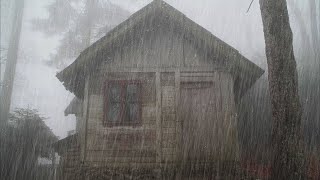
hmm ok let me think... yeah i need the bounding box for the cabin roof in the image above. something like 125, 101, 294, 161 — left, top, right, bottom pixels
53, 134, 78, 155
57, 0, 264, 100
64, 97, 82, 116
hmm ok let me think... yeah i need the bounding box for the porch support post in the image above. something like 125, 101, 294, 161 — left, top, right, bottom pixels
155, 72, 162, 165
174, 71, 181, 162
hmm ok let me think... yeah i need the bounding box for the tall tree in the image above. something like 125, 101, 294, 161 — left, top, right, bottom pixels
0, 108, 57, 180
0, 48, 7, 89
0, 0, 24, 125
82, 0, 94, 47
309, 0, 319, 63
32, 0, 130, 68
259, 0, 304, 179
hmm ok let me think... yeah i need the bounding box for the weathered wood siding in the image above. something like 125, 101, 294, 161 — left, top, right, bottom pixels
84, 72, 157, 167
58, 142, 81, 180
80, 76, 90, 162
161, 73, 177, 163
98, 26, 217, 70
179, 72, 238, 162
79, 26, 238, 168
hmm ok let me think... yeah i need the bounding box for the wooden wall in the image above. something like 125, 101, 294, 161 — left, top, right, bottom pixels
58, 141, 81, 180
83, 72, 157, 167
97, 23, 224, 70
179, 71, 239, 163
160, 72, 178, 164
76, 27, 238, 169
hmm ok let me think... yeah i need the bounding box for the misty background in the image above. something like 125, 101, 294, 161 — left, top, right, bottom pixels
1, 0, 318, 142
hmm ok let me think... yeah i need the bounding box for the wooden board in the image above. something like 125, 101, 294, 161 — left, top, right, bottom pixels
179, 83, 218, 161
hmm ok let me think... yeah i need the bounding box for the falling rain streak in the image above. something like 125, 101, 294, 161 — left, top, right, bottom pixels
1, 0, 319, 179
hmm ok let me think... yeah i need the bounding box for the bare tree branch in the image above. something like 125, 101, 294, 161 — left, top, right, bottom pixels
247, 0, 255, 13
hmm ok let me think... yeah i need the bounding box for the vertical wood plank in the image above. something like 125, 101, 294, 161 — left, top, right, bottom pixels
80, 75, 90, 163
155, 72, 162, 164
175, 70, 181, 162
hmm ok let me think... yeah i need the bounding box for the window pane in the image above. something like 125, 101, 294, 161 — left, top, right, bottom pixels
108, 84, 121, 102
123, 103, 139, 122
107, 103, 120, 122
126, 84, 140, 102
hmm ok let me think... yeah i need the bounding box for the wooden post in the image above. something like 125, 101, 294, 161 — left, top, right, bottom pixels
174, 71, 181, 161
80, 75, 90, 164
155, 72, 162, 165
51, 151, 56, 180
174, 70, 182, 178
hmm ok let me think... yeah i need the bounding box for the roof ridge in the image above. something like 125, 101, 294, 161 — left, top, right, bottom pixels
57, 0, 264, 99
75, 0, 173, 66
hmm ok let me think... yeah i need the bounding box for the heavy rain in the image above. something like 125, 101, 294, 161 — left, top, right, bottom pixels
0, 0, 319, 179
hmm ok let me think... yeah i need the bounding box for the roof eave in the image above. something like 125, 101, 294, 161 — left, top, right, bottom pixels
56, 0, 265, 99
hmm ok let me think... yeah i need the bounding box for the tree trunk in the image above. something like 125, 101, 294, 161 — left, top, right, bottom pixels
309, 0, 320, 63
0, 0, 24, 125
82, 0, 95, 47
259, 0, 304, 179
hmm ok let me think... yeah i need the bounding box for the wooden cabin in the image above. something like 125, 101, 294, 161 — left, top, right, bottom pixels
55, 0, 264, 179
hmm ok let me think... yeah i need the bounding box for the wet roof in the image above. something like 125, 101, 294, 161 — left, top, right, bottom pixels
64, 97, 82, 116
53, 134, 78, 155
57, 0, 264, 100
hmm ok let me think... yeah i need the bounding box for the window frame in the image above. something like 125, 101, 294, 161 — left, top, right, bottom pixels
103, 80, 142, 127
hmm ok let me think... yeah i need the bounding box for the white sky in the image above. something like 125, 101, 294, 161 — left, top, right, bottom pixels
11, 0, 74, 139
3, 0, 315, 138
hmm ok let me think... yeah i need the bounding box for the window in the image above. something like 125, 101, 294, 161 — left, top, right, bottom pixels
104, 81, 142, 127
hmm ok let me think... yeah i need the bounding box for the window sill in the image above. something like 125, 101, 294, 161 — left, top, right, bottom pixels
103, 122, 142, 128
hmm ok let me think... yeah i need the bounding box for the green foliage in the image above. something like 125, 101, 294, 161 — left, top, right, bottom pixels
7, 108, 58, 157
0, 108, 57, 180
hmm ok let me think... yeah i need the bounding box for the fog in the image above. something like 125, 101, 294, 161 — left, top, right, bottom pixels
2, 0, 268, 138
1, 0, 319, 179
